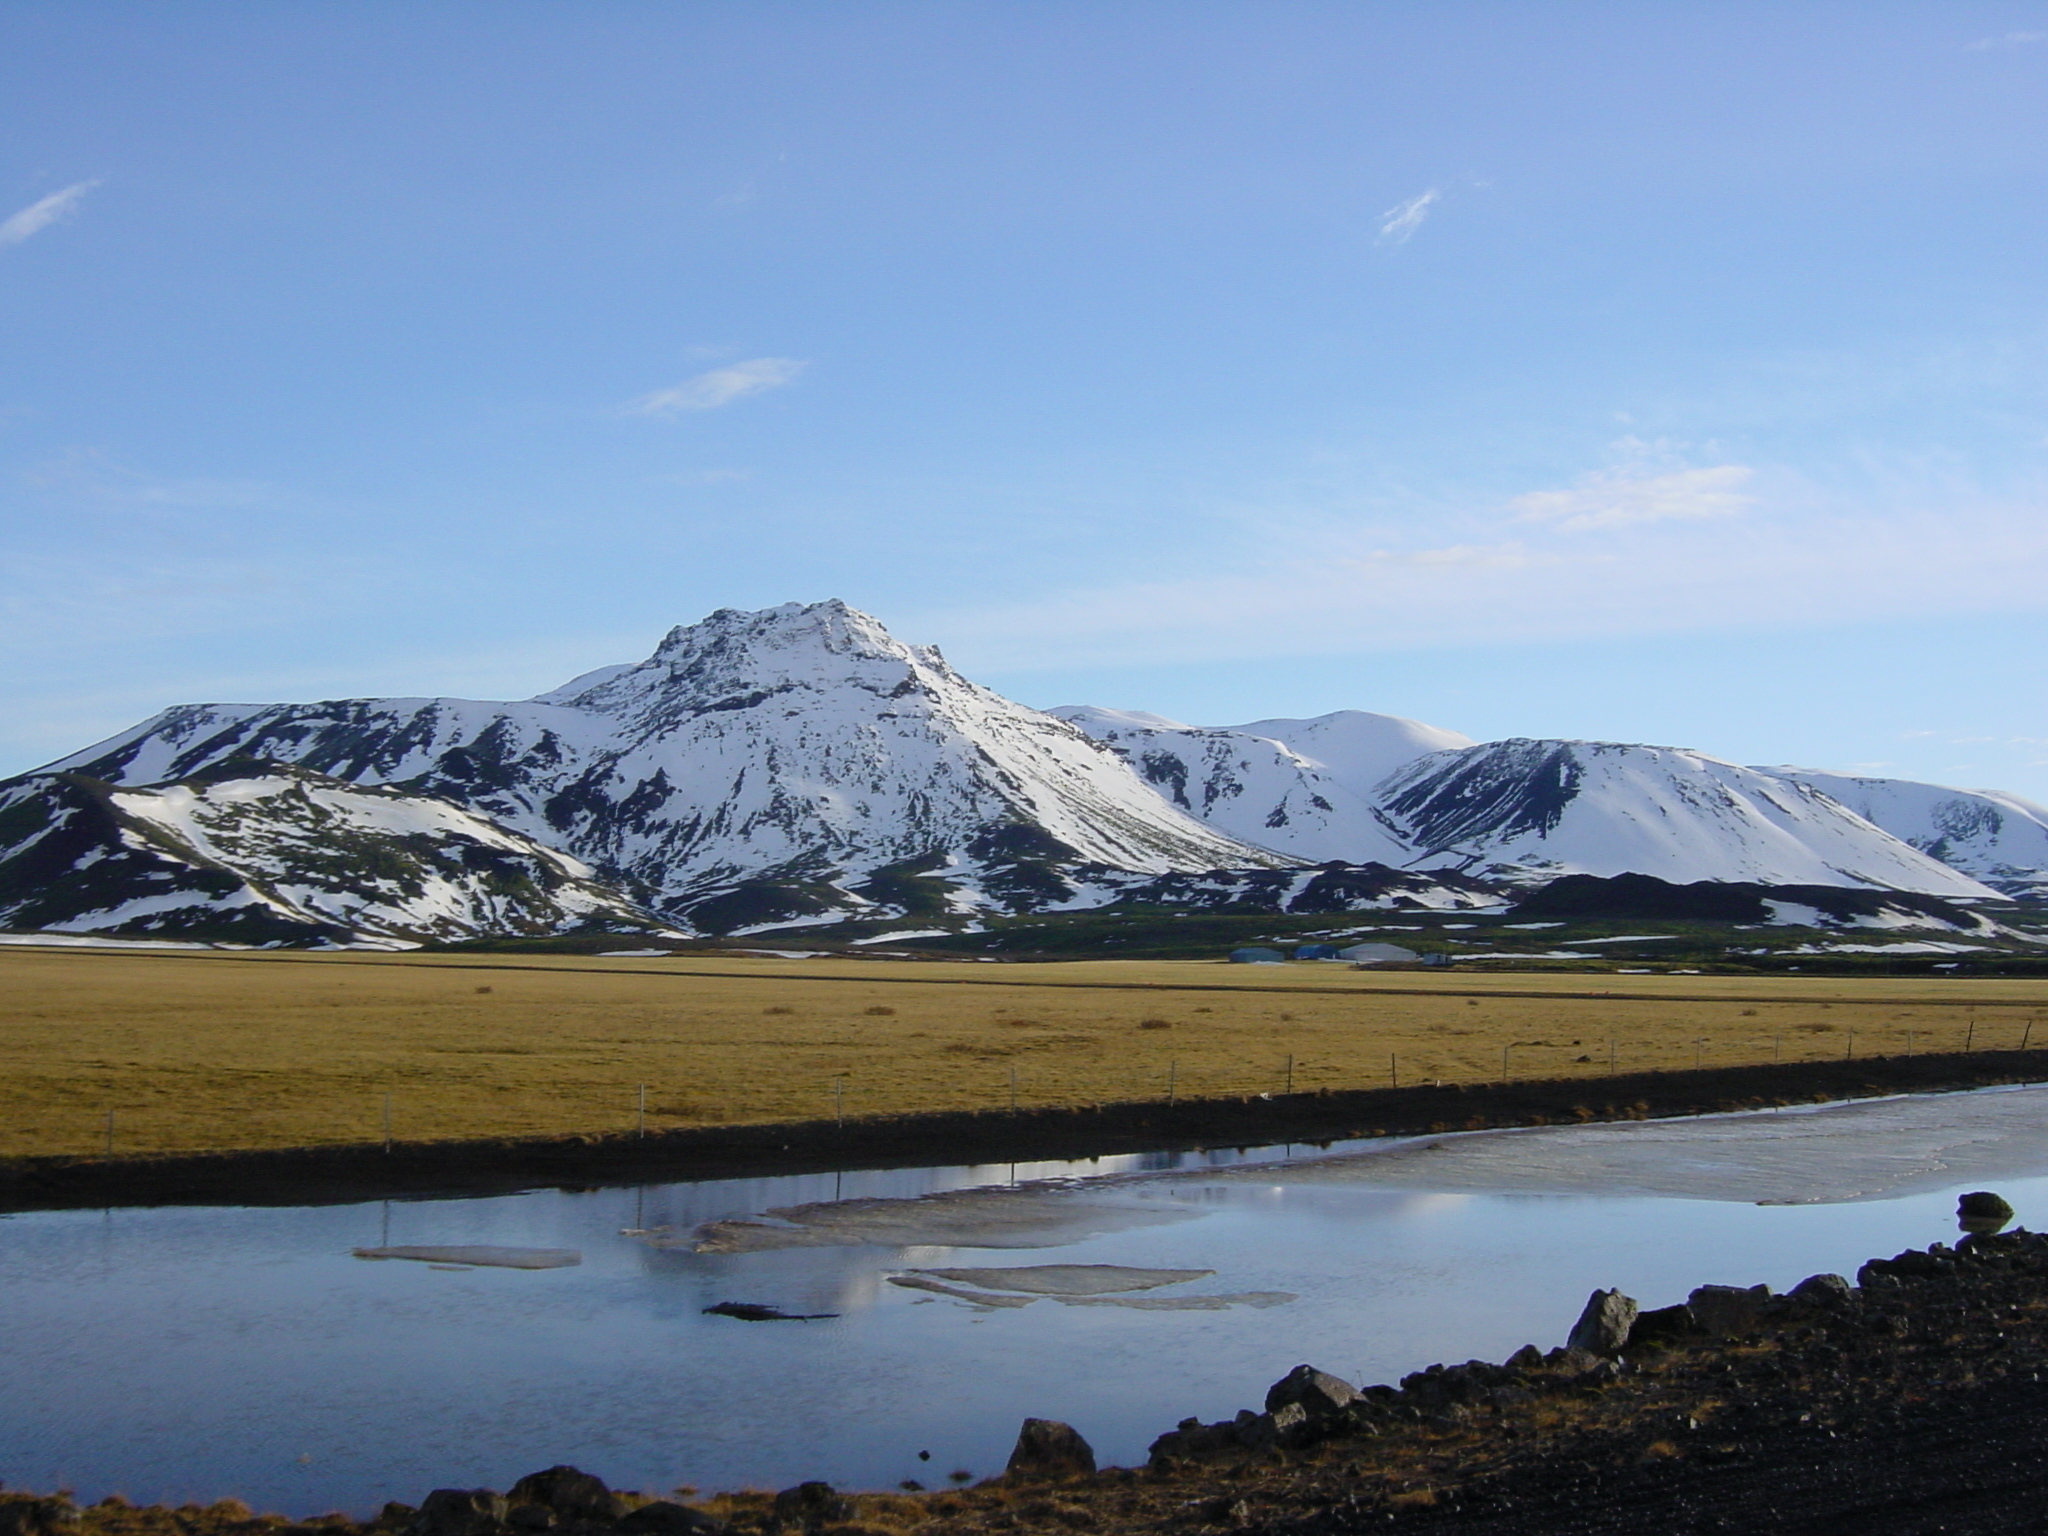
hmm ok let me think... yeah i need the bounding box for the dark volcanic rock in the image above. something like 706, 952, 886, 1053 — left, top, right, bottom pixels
414, 1491, 509, 1536
1687, 1283, 1774, 1337
508, 1468, 626, 1524
769, 1484, 850, 1531
1626, 1302, 1700, 1347
1566, 1289, 1638, 1356
1789, 1272, 1857, 1308
1006, 1418, 1097, 1479
1960, 1190, 2016, 1233
1265, 1364, 1359, 1418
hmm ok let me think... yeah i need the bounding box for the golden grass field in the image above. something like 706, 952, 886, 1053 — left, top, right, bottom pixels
2, 944, 2046, 1158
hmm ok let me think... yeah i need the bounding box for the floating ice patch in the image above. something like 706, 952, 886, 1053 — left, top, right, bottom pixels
1218, 1088, 2048, 1205
887, 1264, 1290, 1311
886, 1276, 1040, 1307
905, 1264, 1214, 1295
1049, 1291, 1296, 1311
689, 1184, 1196, 1253
351, 1246, 581, 1269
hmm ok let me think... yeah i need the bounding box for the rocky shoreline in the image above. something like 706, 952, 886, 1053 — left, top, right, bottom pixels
6, 1050, 2048, 1215
11, 1195, 2048, 1536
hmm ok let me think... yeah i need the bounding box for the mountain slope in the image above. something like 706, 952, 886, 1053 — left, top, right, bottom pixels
1046, 706, 1462, 863
0, 764, 660, 947
1756, 768, 2048, 898
1373, 739, 2000, 899
1047, 708, 1991, 901
44, 602, 1285, 926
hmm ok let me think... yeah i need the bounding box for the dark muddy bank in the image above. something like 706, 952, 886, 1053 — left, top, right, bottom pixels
4, 1049, 2046, 1214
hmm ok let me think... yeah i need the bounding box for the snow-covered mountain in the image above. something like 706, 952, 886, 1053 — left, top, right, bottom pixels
1755, 768, 2048, 898
15, 600, 2027, 945
40, 602, 1283, 929
0, 765, 660, 947
1372, 740, 1999, 899
1047, 706, 1466, 864
1051, 706, 1995, 900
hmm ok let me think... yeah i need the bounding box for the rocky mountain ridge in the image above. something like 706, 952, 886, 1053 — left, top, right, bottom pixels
0, 763, 661, 948
5, 599, 2040, 945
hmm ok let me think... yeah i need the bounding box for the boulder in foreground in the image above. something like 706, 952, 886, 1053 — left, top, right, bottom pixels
1006, 1418, 1096, 1479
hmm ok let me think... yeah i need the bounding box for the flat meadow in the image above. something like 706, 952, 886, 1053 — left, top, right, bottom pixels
2, 945, 2045, 1159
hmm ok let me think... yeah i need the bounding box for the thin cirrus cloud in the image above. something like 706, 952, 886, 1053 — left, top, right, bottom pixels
1510, 463, 1756, 533
1964, 30, 2048, 48
626, 357, 808, 417
1377, 188, 1440, 245
925, 493, 2048, 676
0, 180, 101, 249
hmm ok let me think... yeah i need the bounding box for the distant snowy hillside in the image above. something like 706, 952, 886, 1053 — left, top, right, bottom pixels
1230, 710, 1476, 786
0, 765, 659, 947
979, 709, 2008, 900
1047, 706, 1463, 863
1375, 739, 1999, 899
44, 602, 1283, 928
1755, 768, 2048, 898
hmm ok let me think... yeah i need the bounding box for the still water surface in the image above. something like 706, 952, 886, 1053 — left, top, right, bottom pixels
6, 1089, 2048, 1517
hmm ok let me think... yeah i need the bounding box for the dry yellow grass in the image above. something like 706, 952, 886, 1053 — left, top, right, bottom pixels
1, 944, 2044, 1158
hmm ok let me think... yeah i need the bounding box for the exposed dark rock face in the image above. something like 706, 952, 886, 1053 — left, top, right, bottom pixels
1509, 870, 1995, 931
1685, 1282, 1776, 1338
1565, 1288, 1638, 1356
1264, 1365, 1358, 1418
1961, 1189, 2016, 1227
508, 1468, 627, 1525
413, 1491, 509, 1536
0, 765, 662, 946
767, 1484, 850, 1532
1004, 1419, 1097, 1480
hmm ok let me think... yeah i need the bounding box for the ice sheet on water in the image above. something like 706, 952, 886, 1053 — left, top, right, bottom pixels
688, 1184, 1196, 1252
907, 1263, 1213, 1295
351, 1246, 581, 1269
1235, 1088, 2048, 1205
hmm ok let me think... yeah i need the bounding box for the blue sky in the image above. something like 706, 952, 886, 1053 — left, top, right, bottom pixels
5, 2, 2047, 797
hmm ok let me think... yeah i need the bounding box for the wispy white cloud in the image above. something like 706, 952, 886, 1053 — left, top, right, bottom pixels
916, 440, 2048, 678
926, 494, 2048, 676
627, 357, 808, 416
0, 180, 101, 250
1511, 463, 1756, 532
1965, 29, 2048, 49
1377, 188, 1440, 245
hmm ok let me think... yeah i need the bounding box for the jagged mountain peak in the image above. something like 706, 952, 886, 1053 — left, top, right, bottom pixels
538, 599, 952, 717
36, 602, 1282, 931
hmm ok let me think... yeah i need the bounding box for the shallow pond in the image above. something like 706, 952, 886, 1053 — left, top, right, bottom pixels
7, 1086, 2048, 1517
